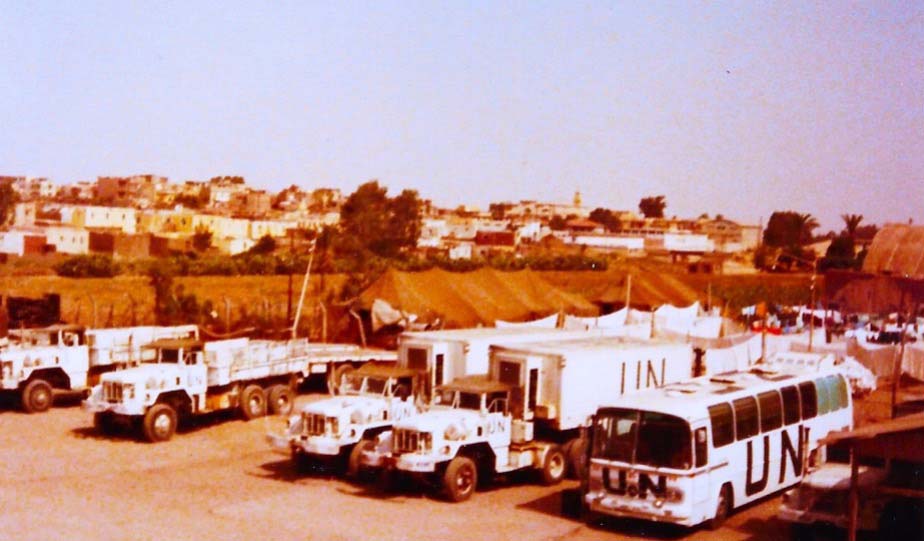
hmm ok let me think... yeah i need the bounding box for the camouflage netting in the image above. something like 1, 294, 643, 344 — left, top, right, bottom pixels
358, 268, 599, 328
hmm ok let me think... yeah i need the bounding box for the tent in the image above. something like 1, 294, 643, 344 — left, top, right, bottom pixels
358, 268, 598, 329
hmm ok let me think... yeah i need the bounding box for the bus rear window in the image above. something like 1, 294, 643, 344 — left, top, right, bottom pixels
733, 396, 759, 440
799, 381, 818, 419
708, 403, 734, 448
781, 385, 800, 425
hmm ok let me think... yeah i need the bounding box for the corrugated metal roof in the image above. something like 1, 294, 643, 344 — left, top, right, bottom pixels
821, 413, 924, 446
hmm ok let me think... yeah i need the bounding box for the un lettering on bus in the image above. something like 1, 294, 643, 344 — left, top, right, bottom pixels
602, 468, 668, 499
745, 425, 809, 497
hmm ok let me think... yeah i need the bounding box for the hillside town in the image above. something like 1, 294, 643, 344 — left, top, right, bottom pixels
0, 174, 760, 265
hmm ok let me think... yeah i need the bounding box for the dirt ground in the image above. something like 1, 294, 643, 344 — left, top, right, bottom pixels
0, 390, 799, 541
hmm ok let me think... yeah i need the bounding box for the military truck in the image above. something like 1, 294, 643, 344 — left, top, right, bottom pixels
84, 337, 394, 442
272, 327, 609, 476
0, 324, 198, 413
365, 337, 694, 501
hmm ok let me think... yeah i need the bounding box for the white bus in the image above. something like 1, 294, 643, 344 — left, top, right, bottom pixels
582, 362, 853, 529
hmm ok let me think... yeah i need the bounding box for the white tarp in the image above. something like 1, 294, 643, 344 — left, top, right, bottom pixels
655, 302, 701, 333
699, 333, 762, 374
494, 313, 559, 329
370, 298, 418, 332
903, 342, 924, 381
562, 308, 628, 330
845, 337, 897, 378
627, 309, 653, 325
839, 356, 878, 395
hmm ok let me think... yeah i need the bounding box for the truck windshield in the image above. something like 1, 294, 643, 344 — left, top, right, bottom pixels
591, 408, 692, 470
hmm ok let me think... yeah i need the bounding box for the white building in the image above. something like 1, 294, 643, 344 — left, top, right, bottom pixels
42, 226, 89, 255
663, 233, 714, 253
567, 233, 646, 253
61, 205, 137, 234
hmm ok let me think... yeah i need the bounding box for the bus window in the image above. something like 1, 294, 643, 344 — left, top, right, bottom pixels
781, 385, 800, 425
591, 409, 637, 463
694, 427, 708, 468
636, 412, 692, 469
733, 396, 759, 440
815, 377, 833, 414
708, 402, 734, 447
758, 390, 782, 432
833, 375, 849, 409
798, 381, 818, 420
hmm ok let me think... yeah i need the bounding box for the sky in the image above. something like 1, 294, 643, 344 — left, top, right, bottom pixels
1, 1, 921, 233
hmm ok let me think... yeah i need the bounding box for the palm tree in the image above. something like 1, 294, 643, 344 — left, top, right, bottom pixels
841, 213, 863, 242
795, 213, 819, 245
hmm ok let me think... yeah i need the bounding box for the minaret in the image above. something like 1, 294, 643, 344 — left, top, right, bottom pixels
573, 190, 582, 207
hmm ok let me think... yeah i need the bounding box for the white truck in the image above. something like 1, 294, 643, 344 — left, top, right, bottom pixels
0, 324, 199, 413
365, 337, 694, 501
83, 337, 396, 442
272, 327, 611, 476
272, 362, 421, 477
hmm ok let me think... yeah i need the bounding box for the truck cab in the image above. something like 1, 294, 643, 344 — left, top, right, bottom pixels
0, 325, 90, 413
278, 363, 420, 476
85, 339, 207, 420
370, 375, 565, 502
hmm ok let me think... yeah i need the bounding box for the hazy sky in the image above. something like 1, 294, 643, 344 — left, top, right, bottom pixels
1, 1, 921, 232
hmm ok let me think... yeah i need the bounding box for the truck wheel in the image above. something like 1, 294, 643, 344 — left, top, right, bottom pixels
443, 456, 478, 502
93, 412, 118, 435
21, 379, 53, 413
564, 437, 587, 479
143, 404, 177, 442
540, 445, 567, 485
329, 364, 354, 393
267, 384, 294, 416
240, 384, 267, 420
707, 484, 732, 530
347, 440, 374, 481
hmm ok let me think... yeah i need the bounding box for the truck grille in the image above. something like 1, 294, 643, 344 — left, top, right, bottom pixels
103, 381, 123, 403
393, 428, 431, 454
302, 412, 326, 436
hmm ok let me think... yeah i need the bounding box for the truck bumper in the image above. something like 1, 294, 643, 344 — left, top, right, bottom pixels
396, 454, 440, 473
81, 399, 142, 416
361, 450, 392, 469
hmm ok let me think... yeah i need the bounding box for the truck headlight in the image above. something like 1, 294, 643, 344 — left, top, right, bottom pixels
1, 361, 13, 379
440, 445, 451, 455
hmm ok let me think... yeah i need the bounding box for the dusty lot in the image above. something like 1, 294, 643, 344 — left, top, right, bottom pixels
0, 391, 793, 541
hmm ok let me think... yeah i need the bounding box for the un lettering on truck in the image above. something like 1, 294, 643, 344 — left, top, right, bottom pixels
489, 337, 695, 432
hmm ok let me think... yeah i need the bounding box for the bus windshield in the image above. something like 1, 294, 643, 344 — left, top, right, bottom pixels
591, 408, 692, 470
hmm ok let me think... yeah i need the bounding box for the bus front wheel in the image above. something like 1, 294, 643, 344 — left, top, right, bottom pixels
707, 484, 732, 530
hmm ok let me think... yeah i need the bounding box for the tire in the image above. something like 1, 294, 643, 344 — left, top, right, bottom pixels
329, 364, 354, 393
143, 403, 177, 443
267, 384, 294, 416
240, 384, 267, 420
443, 456, 478, 502
540, 445, 567, 485
565, 437, 587, 480
21, 379, 54, 413
291, 449, 313, 474
93, 412, 118, 435
347, 440, 374, 481
708, 484, 733, 530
